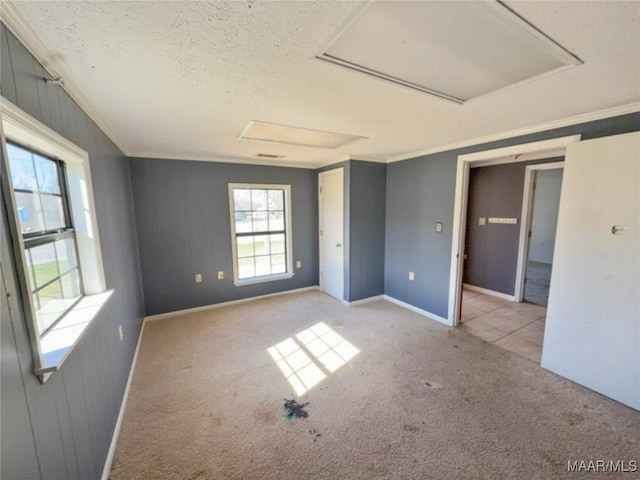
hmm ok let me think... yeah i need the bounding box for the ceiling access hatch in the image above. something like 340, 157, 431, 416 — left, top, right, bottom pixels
238, 121, 367, 149
316, 0, 582, 104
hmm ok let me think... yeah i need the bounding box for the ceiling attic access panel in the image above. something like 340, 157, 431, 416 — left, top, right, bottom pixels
316, 0, 582, 103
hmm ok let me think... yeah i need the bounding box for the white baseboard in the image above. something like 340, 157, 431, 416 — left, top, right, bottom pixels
342, 294, 384, 306
145, 285, 319, 322
101, 317, 147, 480
383, 295, 451, 326
463, 283, 516, 301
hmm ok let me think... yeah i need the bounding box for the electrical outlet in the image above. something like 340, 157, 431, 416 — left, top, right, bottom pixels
479, 217, 486, 226
296, 260, 302, 269
195, 273, 202, 283
409, 271, 415, 281
118, 325, 124, 342
217, 271, 224, 280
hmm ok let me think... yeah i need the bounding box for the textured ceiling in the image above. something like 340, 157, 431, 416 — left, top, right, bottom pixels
7, 0, 640, 167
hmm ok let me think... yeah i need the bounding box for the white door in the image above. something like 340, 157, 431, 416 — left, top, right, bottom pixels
542, 132, 639, 410
319, 168, 344, 301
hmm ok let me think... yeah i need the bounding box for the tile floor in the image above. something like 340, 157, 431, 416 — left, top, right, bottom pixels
459, 288, 546, 362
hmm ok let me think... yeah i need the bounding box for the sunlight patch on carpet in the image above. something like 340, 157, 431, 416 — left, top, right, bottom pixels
267, 322, 360, 396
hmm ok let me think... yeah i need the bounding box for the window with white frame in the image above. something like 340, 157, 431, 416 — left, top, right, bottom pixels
1, 99, 109, 382
6, 142, 83, 336
229, 184, 293, 285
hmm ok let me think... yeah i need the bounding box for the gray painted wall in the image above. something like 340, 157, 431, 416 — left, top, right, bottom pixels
1, 23, 145, 480
129, 157, 318, 316
385, 112, 640, 318
348, 161, 386, 301
529, 169, 563, 264
463, 159, 562, 295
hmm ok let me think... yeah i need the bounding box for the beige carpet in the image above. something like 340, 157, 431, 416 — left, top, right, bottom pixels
110, 291, 639, 480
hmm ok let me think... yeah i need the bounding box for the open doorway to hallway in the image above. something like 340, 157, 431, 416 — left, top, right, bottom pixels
449, 140, 572, 363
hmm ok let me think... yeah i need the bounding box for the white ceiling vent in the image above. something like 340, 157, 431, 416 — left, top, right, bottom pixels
238, 121, 367, 149
316, 0, 582, 104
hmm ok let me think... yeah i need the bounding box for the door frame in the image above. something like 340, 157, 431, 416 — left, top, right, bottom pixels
513, 162, 565, 302
318, 167, 344, 297
448, 135, 581, 326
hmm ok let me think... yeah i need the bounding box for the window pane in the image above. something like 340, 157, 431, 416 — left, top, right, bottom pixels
270, 233, 285, 254
35, 279, 64, 334
7, 143, 37, 190
238, 257, 255, 279
254, 234, 270, 256
271, 254, 286, 274
60, 269, 82, 302
268, 190, 284, 211
236, 236, 254, 258
235, 211, 252, 233
41, 194, 66, 231
34, 154, 61, 194
269, 210, 284, 231
251, 189, 267, 211
29, 243, 59, 288
252, 211, 268, 232
54, 238, 78, 272
233, 189, 251, 211
14, 191, 44, 234
255, 255, 271, 276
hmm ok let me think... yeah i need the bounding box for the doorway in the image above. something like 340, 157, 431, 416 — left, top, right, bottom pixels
448, 136, 580, 363
318, 168, 344, 301
515, 163, 564, 307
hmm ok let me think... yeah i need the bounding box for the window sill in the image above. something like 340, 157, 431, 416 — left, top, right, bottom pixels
36, 290, 114, 382
234, 272, 294, 287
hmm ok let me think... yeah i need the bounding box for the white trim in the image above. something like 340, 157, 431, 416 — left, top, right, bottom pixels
228, 183, 294, 286
386, 102, 640, 163
383, 295, 450, 326
463, 284, 515, 302
129, 151, 332, 170
318, 167, 345, 300
342, 295, 384, 306
144, 286, 319, 322
448, 135, 580, 326
0, 2, 128, 155
514, 162, 564, 301
100, 317, 146, 480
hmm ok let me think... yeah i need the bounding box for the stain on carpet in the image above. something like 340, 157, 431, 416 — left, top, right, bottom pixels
283, 399, 309, 419
309, 428, 321, 442
562, 411, 584, 426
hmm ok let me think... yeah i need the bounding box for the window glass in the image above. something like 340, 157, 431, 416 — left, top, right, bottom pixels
6, 142, 82, 337
230, 185, 290, 282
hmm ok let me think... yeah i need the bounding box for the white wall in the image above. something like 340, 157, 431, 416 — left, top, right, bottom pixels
528, 169, 563, 264
541, 132, 639, 410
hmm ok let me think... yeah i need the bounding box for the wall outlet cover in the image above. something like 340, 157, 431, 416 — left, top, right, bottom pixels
296, 260, 302, 268
217, 271, 224, 279
195, 273, 203, 283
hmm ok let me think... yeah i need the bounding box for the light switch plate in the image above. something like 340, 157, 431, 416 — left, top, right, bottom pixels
195, 273, 203, 283
217, 271, 224, 280
435, 222, 443, 233
409, 271, 415, 281
296, 261, 302, 268
479, 217, 486, 226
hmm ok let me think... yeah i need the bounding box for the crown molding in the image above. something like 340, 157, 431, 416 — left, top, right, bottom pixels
386, 102, 640, 163
0, 1, 129, 155
127, 151, 327, 170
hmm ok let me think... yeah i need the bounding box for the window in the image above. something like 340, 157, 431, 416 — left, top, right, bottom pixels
1, 98, 110, 383
6, 142, 83, 336
229, 184, 293, 285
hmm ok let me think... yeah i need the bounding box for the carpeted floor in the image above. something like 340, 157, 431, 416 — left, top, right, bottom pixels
109, 291, 639, 480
